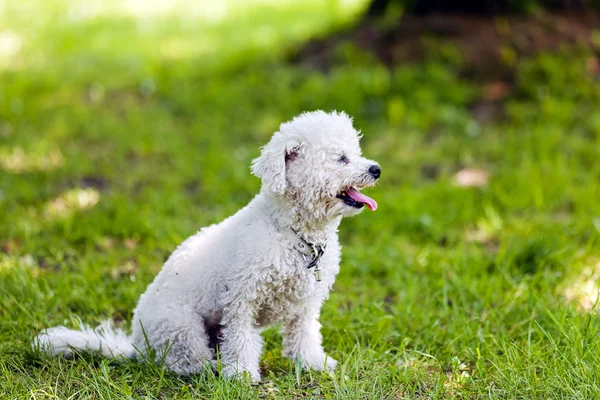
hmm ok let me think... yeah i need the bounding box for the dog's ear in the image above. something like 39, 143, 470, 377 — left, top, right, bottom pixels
251, 133, 301, 195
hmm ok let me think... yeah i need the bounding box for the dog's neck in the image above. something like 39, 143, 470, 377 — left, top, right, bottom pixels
256, 192, 341, 245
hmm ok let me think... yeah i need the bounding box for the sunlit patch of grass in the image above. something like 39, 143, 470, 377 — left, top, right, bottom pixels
43, 188, 100, 220
0, 30, 22, 57
0, 147, 64, 173
0, 0, 366, 72
0, 254, 38, 275
563, 258, 600, 312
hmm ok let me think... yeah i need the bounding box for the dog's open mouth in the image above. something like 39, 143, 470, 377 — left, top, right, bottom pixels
336, 187, 378, 211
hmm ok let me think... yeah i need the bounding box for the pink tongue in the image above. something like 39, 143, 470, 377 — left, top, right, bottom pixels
346, 187, 378, 211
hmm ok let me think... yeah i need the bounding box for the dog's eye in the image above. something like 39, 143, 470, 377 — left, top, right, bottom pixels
338, 155, 349, 164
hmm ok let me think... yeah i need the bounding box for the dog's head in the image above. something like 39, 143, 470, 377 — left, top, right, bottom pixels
251, 111, 380, 221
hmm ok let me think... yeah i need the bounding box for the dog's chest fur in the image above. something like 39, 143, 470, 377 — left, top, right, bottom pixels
253, 254, 319, 327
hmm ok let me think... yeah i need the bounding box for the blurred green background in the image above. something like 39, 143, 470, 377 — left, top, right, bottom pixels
2, 0, 600, 398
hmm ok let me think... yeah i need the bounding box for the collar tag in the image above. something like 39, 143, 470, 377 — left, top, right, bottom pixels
288, 229, 326, 282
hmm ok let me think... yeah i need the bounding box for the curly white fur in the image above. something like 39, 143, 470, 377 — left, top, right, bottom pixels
34, 110, 381, 381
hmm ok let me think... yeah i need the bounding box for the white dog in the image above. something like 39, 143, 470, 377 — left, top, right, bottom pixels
35, 110, 381, 381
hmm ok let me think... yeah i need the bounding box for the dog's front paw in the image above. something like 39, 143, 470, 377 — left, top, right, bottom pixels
315, 354, 337, 372
322, 355, 338, 371
297, 353, 337, 372
222, 365, 261, 383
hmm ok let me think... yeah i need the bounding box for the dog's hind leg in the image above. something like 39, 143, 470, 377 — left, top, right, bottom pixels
159, 327, 214, 375
132, 308, 214, 376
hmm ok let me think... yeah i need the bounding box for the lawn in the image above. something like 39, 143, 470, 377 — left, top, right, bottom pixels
2, 0, 600, 398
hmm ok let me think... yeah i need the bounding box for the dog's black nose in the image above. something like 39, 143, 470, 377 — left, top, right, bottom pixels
369, 165, 381, 179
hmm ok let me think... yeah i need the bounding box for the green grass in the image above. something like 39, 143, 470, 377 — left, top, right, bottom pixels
2, 0, 600, 398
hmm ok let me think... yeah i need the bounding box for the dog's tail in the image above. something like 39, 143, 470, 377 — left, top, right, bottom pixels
34, 320, 136, 359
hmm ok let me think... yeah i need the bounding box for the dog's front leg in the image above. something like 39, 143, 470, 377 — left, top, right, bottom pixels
282, 304, 337, 372
219, 304, 263, 382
